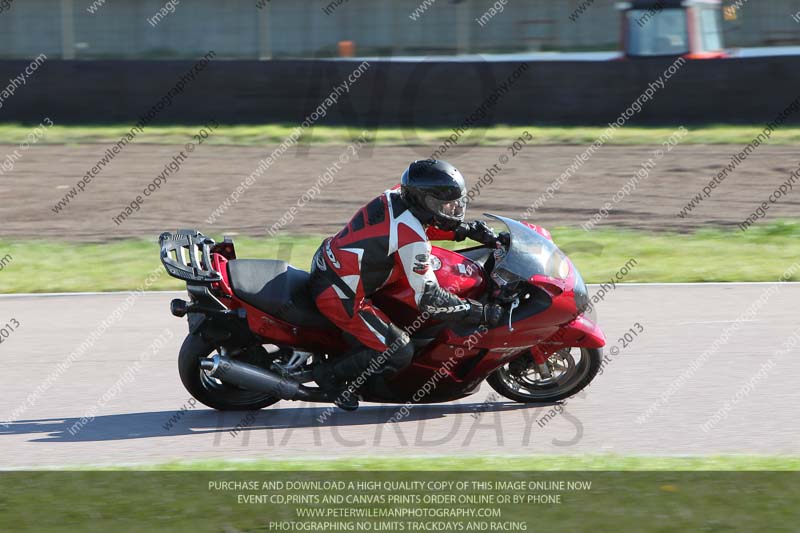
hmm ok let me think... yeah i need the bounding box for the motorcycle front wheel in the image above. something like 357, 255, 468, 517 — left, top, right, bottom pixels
487, 347, 602, 403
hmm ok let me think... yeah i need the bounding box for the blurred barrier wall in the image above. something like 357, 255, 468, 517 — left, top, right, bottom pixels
1, 56, 798, 125
0, 0, 797, 60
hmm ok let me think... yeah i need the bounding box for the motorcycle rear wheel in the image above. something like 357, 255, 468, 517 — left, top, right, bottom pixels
178, 334, 281, 411
487, 347, 602, 403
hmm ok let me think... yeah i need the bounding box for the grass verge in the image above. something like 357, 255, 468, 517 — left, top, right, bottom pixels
3, 122, 800, 146
4, 457, 799, 531
1, 221, 799, 293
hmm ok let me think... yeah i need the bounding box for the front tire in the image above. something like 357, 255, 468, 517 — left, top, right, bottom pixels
487, 347, 602, 403
178, 334, 280, 411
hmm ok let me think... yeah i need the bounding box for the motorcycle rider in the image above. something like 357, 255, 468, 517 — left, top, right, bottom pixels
309, 159, 505, 411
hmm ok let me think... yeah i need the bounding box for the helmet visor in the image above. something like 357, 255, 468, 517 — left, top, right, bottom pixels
424, 194, 466, 222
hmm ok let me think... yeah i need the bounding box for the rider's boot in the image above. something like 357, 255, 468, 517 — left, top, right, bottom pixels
314, 328, 414, 412
312, 354, 366, 412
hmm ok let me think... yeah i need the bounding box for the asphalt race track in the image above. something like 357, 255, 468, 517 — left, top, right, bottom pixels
1, 284, 798, 468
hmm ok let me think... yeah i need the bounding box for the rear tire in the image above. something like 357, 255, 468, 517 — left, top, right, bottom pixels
487, 347, 602, 403
178, 334, 280, 411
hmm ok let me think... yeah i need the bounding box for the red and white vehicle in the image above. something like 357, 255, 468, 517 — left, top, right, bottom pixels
619, 0, 727, 59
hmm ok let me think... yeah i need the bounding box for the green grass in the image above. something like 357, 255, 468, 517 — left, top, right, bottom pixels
2, 221, 800, 293
5, 122, 800, 146
4, 457, 800, 531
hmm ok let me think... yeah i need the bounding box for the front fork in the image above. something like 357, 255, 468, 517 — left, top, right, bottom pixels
529, 345, 553, 378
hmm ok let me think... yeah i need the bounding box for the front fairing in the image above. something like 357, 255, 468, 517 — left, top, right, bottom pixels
481, 214, 594, 336
486, 214, 588, 311
487, 214, 571, 285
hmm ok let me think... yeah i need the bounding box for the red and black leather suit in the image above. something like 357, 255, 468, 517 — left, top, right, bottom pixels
309, 186, 490, 377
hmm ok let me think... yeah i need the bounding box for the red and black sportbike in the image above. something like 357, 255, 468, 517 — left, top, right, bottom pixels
159, 214, 605, 411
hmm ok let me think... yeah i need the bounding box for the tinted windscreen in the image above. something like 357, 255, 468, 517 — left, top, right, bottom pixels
486, 214, 570, 284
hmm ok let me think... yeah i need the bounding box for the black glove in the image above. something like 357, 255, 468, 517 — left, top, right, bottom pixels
421, 282, 482, 323
463, 301, 505, 327
420, 281, 505, 328
454, 220, 497, 247
497, 232, 511, 247
482, 303, 505, 328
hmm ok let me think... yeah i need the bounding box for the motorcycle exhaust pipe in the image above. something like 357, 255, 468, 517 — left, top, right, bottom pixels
200, 354, 322, 402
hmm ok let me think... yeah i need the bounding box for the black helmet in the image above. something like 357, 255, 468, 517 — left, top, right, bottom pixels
400, 159, 467, 230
